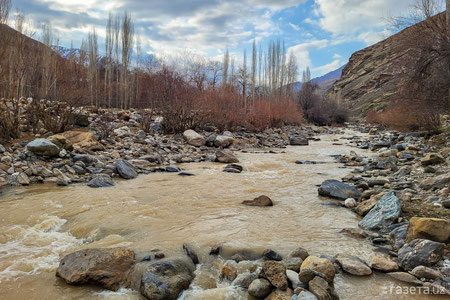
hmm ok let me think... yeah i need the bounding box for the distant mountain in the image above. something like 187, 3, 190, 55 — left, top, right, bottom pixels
52, 45, 157, 67
292, 64, 346, 93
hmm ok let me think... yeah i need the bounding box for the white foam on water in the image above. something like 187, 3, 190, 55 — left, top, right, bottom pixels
179, 286, 247, 300
93, 287, 138, 299
0, 215, 84, 281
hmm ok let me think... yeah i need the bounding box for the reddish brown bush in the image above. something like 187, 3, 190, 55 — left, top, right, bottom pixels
366, 81, 441, 132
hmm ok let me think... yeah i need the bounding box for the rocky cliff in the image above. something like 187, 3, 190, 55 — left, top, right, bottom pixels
330, 13, 446, 115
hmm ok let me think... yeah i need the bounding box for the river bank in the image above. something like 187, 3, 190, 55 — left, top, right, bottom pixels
0, 113, 449, 299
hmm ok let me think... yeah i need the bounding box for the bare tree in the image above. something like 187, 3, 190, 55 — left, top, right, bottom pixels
0, 0, 11, 24
251, 40, 256, 99
88, 27, 99, 106
390, 0, 449, 114
121, 12, 134, 108
222, 48, 229, 88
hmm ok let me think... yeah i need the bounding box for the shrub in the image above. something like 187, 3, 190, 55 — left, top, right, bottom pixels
303, 96, 348, 126
95, 112, 116, 140
30, 100, 73, 134
138, 109, 155, 133
366, 81, 441, 132
0, 98, 20, 143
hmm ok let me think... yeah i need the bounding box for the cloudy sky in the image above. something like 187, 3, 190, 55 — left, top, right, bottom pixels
11, 0, 419, 77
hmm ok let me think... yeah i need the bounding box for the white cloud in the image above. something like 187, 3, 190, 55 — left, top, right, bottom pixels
288, 39, 329, 71
315, 0, 414, 36
312, 59, 342, 74
289, 22, 300, 31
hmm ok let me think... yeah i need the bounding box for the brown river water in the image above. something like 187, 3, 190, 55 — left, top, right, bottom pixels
0, 130, 445, 300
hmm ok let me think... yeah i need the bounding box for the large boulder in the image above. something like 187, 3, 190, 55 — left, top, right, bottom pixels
87, 174, 115, 188
300, 256, 335, 283
335, 254, 372, 276
115, 160, 138, 179
398, 239, 444, 271
358, 190, 401, 231
290, 135, 309, 146
56, 248, 135, 291
318, 180, 361, 200
421, 153, 445, 166
260, 261, 288, 290
214, 135, 234, 148
183, 130, 206, 147
26, 139, 60, 157
139, 258, 195, 300
62, 131, 103, 151
216, 150, 239, 163
406, 217, 450, 243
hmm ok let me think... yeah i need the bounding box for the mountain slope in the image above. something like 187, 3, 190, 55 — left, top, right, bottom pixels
329, 12, 446, 115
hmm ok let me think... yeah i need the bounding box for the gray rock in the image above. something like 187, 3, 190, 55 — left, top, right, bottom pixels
335, 254, 372, 276
135, 130, 147, 140
140, 258, 195, 300
359, 190, 401, 231
56, 178, 69, 186
182, 243, 199, 265
318, 180, 362, 200
248, 278, 273, 298
214, 135, 234, 148
263, 249, 282, 261
183, 130, 206, 147
73, 154, 97, 165
0, 144, 5, 153
298, 291, 319, 300
289, 247, 309, 260
87, 174, 115, 188
216, 150, 239, 163
232, 273, 257, 289
290, 135, 309, 146
283, 256, 303, 272
16, 172, 30, 185
398, 239, 444, 271
387, 272, 423, 285
410, 266, 441, 280
26, 139, 60, 157
115, 160, 138, 179
443, 200, 450, 209
166, 165, 181, 172
223, 164, 243, 173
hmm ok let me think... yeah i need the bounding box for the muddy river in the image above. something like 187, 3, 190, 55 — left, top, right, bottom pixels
0, 130, 444, 299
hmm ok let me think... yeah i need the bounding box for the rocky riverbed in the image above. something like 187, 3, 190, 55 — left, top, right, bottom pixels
0, 109, 449, 299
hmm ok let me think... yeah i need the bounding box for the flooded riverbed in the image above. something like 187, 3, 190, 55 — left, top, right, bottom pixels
0, 130, 445, 299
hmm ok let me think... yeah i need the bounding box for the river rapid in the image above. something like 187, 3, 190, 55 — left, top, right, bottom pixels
0, 129, 444, 299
